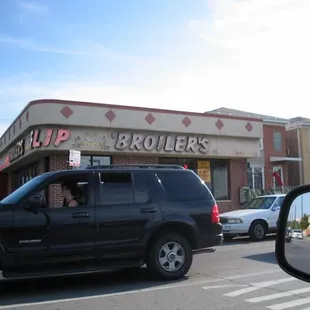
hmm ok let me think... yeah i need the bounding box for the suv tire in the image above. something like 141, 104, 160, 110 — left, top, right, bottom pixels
146, 233, 193, 281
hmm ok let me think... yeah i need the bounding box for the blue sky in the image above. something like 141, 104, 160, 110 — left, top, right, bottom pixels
1, 0, 310, 136
288, 193, 310, 222
0, 0, 208, 134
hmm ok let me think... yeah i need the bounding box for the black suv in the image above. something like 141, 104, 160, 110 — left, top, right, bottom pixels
0, 164, 222, 281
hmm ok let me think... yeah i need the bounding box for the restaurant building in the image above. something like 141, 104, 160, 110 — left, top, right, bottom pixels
207, 107, 301, 192
0, 99, 263, 212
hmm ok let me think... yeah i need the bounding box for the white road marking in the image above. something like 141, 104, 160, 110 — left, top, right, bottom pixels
224, 277, 296, 297
203, 284, 247, 290
246, 287, 310, 303
0, 269, 282, 309
268, 297, 310, 310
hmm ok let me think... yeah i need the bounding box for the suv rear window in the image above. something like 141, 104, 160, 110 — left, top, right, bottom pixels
156, 170, 214, 202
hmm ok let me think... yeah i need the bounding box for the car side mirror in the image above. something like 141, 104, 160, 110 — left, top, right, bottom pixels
24, 194, 45, 213
276, 185, 310, 283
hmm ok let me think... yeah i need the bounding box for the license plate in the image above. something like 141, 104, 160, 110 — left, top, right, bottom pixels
223, 225, 231, 231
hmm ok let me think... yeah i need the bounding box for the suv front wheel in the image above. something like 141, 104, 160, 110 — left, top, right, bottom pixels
146, 233, 193, 281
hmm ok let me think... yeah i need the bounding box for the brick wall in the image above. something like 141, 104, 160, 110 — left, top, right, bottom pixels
112, 155, 159, 164
48, 153, 68, 207
218, 158, 248, 213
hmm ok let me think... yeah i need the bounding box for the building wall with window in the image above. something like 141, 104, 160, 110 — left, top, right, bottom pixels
263, 124, 289, 190
299, 127, 310, 185
205, 107, 294, 192
286, 120, 310, 185
286, 128, 301, 186
0, 99, 264, 213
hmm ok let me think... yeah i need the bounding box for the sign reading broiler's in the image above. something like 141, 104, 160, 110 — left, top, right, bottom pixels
112, 132, 209, 154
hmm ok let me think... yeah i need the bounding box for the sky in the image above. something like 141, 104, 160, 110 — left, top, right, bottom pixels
288, 193, 310, 222
1, 0, 310, 136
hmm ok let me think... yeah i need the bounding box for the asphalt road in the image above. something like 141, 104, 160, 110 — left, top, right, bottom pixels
286, 237, 310, 274
1, 236, 310, 310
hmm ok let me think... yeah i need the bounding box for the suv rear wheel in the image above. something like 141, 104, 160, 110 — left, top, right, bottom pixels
146, 233, 193, 281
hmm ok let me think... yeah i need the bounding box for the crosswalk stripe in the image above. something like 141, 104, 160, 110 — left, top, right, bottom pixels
246, 287, 310, 303
268, 297, 310, 310
223, 277, 296, 297
203, 284, 247, 290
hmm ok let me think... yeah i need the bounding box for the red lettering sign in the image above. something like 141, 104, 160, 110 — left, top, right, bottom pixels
44, 129, 53, 146
0, 156, 10, 171
54, 129, 70, 147
31, 128, 70, 149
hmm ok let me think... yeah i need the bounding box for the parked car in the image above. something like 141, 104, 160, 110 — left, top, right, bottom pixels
220, 194, 285, 241
292, 229, 303, 239
0, 164, 223, 281
285, 228, 292, 243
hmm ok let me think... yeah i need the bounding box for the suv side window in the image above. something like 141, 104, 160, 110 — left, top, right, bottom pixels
156, 171, 213, 202
133, 173, 150, 204
30, 174, 91, 209
100, 172, 134, 205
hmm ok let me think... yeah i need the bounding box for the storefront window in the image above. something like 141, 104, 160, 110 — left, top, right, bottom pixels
211, 160, 229, 200
74, 155, 111, 169
12, 162, 39, 190
158, 157, 230, 200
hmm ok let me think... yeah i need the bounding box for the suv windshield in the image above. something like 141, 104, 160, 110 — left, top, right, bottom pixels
245, 196, 277, 210
0, 174, 49, 205
293, 229, 302, 233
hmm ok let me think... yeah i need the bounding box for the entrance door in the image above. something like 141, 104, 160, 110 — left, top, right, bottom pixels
247, 164, 264, 190
273, 166, 284, 189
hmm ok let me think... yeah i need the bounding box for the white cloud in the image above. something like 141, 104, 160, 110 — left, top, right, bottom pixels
185, 0, 310, 117
2, 0, 310, 136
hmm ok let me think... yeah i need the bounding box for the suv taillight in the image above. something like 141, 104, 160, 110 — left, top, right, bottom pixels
211, 204, 220, 223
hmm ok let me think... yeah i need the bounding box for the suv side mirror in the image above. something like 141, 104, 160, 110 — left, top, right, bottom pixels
276, 185, 310, 283
24, 194, 45, 213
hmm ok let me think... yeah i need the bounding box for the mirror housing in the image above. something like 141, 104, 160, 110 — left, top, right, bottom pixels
24, 194, 45, 213
276, 184, 310, 283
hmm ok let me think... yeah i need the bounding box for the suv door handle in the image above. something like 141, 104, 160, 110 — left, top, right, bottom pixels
140, 207, 157, 213
72, 212, 90, 219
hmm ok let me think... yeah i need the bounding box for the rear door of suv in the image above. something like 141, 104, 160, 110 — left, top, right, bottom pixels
155, 170, 221, 244
94, 170, 161, 260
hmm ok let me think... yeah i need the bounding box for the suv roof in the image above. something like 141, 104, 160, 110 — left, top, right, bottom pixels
35, 165, 188, 180
85, 164, 185, 170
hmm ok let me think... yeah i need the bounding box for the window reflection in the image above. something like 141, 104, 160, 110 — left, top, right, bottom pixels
158, 157, 230, 200
74, 155, 111, 169
12, 162, 39, 190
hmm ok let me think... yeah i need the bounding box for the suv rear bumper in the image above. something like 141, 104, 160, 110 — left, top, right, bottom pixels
195, 233, 223, 253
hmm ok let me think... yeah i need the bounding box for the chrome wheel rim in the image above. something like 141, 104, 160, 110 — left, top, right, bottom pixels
254, 224, 265, 238
158, 241, 185, 272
